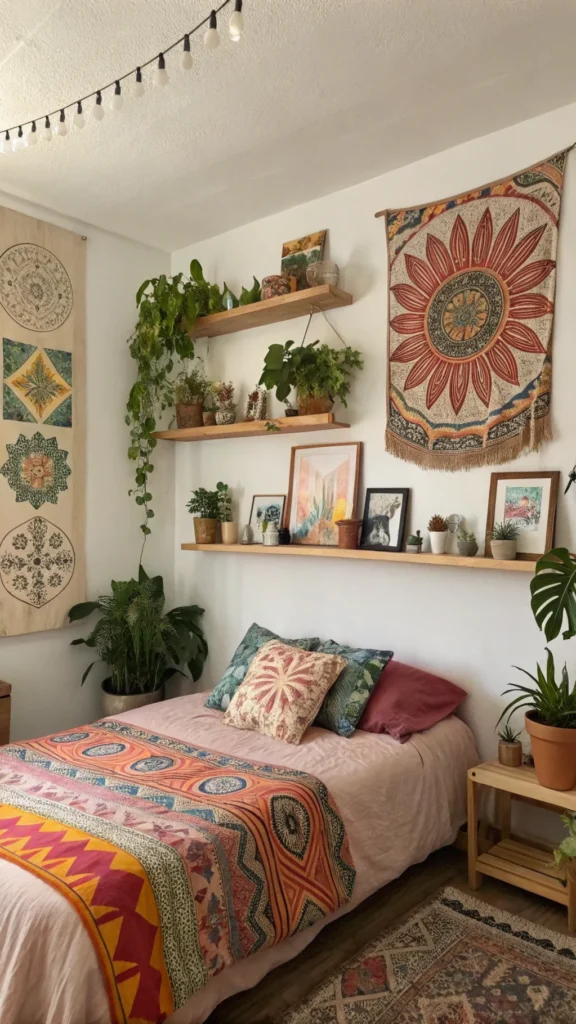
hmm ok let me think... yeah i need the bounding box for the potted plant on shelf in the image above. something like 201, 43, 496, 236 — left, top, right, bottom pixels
68, 567, 207, 716
428, 514, 448, 554
217, 481, 238, 544
173, 364, 208, 429
457, 528, 478, 557
406, 530, 423, 554
489, 520, 519, 560
497, 722, 523, 767
259, 338, 363, 415
186, 486, 221, 543
211, 381, 236, 425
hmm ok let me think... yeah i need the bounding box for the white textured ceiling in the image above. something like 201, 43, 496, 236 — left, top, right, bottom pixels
0, 0, 575, 251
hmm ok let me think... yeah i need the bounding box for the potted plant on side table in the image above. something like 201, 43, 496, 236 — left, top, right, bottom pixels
187, 486, 221, 543
497, 723, 523, 767
68, 567, 208, 716
259, 338, 363, 415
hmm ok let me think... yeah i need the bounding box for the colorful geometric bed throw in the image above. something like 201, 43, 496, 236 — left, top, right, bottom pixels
0, 206, 86, 635
384, 151, 567, 469
0, 720, 356, 1024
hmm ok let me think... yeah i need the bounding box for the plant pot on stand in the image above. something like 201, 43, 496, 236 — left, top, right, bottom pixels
101, 681, 164, 718
525, 710, 576, 790
498, 738, 523, 767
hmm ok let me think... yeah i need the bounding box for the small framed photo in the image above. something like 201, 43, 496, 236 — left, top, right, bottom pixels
281, 230, 326, 290
360, 489, 409, 552
485, 471, 560, 561
249, 495, 285, 543
286, 442, 361, 546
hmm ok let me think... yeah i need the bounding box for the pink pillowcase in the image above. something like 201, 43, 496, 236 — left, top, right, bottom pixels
358, 660, 466, 742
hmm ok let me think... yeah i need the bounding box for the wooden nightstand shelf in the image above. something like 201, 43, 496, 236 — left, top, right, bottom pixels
467, 761, 576, 929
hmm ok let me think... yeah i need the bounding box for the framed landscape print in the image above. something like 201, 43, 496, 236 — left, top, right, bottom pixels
249, 494, 285, 543
281, 230, 326, 290
286, 442, 361, 546
485, 471, 559, 561
360, 488, 409, 552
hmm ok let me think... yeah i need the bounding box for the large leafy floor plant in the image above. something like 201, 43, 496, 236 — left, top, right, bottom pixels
69, 567, 208, 694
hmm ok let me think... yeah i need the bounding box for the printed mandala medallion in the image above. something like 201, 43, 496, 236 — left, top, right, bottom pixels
0, 432, 71, 509
4, 347, 72, 425
0, 516, 75, 607
0, 243, 73, 331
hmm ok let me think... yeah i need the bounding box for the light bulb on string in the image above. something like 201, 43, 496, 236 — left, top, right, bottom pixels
1, 131, 10, 155
181, 34, 193, 70
56, 109, 67, 136
42, 116, 52, 141
153, 53, 169, 86
204, 10, 220, 49
73, 101, 84, 129
229, 0, 244, 41
133, 67, 145, 98
93, 91, 105, 121
26, 121, 37, 146
12, 126, 24, 151
111, 80, 124, 110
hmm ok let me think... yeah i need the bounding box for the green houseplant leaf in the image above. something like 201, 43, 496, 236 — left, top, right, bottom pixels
530, 547, 576, 641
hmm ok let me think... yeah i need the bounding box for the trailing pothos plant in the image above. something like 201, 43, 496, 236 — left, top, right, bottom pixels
126, 260, 259, 548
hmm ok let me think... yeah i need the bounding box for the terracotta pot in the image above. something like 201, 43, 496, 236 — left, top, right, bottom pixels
221, 522, 238, 544
193, 518, 218, 544
101, 682, 163, 719
490, 539, 517, 560
176, 402, 203, 429
429, 530, 448, 554
498, 740, 522, 768
525, 711, 576, 790
297, 394, 334, 416
336, 519, 362, 550
202, 410, 216, 426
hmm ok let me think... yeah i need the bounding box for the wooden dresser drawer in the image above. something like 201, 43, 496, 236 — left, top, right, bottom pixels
0, 681, 11, 746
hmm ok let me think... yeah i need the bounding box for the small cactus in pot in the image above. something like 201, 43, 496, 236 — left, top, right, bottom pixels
428, 514, 448, 555
497, 722, 523, 768
406, 530, 423, 554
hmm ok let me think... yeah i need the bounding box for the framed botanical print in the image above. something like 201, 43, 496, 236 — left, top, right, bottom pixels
249, 495, 285, 543
360, 488, 409, 552
485, 471, 560, 561
286, 442, 361, 546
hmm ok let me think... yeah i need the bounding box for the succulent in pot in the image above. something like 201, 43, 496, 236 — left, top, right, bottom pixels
457, 528, 478, 557
406, 530, 423, 554
259, 338, 363, 415
489, 520, 519, 560
173, 365, 208, 429
496, 722, 523, 768
428, 514, 448, 555
68, 566, 207, 715
187, 486, 221, 543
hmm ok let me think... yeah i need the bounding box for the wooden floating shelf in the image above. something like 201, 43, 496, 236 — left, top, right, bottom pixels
152, 413, 349, 442
191, 285, 353, 339
181, 544, 535, 573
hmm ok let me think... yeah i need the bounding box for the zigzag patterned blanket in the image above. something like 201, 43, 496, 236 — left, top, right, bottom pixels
0, 720, 355, 1024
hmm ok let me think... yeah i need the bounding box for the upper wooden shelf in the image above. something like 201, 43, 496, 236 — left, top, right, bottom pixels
152, 412, 349, 442
191, 285, 353, 339
181, 543, 535, 573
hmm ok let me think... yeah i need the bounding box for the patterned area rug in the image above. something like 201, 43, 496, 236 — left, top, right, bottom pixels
280, 886, 576, 1022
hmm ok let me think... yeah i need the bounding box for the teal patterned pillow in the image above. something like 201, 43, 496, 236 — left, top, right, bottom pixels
205, 623, 320, 711
314, 641, 393, 738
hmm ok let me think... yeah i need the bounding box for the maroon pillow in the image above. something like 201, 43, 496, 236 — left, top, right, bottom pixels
358, 660, 466, 742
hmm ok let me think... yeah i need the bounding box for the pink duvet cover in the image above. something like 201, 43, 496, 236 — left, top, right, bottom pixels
0, 694, 478, 1024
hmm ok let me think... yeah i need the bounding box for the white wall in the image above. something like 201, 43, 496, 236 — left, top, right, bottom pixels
0, 193, 172, 740
171, 101, 576, 778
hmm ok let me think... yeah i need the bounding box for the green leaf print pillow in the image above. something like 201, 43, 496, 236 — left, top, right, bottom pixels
314, 641, 393, 738
205, 623, 320, 711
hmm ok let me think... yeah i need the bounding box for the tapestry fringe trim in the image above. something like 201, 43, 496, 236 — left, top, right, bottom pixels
385, 414, 552, 472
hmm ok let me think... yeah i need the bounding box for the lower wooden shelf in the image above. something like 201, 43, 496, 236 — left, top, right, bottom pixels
153, 413, 349, 442
181, 543, 534, 572
476, 838, 567, 906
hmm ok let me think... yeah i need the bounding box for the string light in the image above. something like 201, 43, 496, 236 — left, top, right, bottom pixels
111, 80, 124, 110
204, 10, 220, 49
181, 35, 193, 70
229, 0, 244, 41
133, 67, 145, 98
0, 0, 243, 150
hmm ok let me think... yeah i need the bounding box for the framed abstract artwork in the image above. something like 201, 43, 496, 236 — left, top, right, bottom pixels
360, 488, 409, 553
286, 442, 361, 546
281, 230, 326, 290
249, 494, 285, 543
485, 471, 559, 561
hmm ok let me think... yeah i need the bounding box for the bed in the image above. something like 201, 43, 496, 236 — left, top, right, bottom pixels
0, 693, 478, 1024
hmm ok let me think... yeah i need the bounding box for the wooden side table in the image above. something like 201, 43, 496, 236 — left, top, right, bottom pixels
468, 760, 576, 930
0, 681, 11, 745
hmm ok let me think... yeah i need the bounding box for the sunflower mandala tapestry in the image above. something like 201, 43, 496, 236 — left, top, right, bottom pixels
384, 151, 567, 469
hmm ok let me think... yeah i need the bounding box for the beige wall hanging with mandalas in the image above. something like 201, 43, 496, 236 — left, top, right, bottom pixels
0, 206, 85, 637
379, 150, 567, 470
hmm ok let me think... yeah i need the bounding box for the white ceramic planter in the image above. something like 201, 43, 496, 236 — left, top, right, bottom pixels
101, 684, 164, 719
263, 524, 279, 546
490, 539, 517, 560
429, 530, 448, 554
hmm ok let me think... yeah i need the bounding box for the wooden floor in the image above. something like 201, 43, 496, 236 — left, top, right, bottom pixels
207, 845, 571, 1023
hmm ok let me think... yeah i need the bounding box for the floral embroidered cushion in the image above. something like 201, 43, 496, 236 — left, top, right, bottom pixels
314, 642, 394, 738
223, 640, 348, 744
205, 623, 320, 712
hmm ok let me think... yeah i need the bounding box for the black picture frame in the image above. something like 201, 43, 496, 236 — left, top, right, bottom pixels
360, 488, 409, 552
